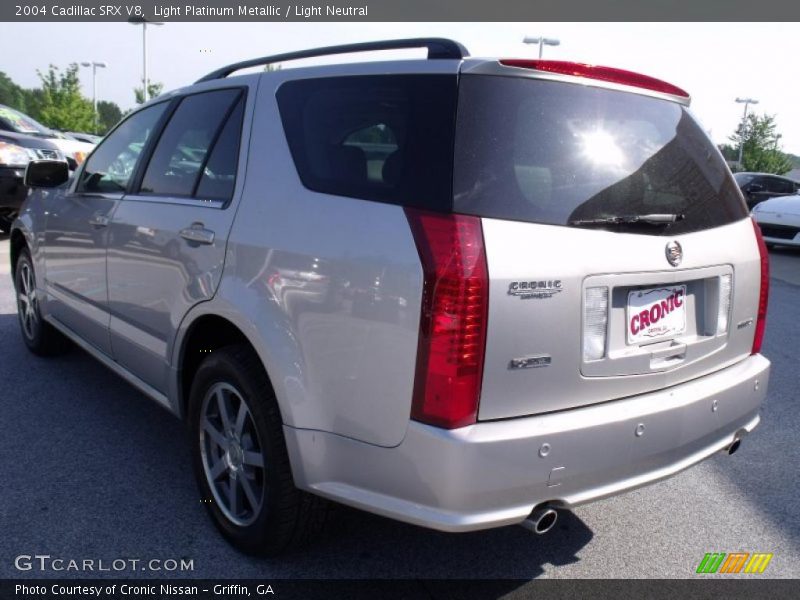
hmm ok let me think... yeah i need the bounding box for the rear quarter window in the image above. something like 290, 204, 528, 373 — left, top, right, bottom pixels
453, 75, 748, 235
276, 74, 458, 212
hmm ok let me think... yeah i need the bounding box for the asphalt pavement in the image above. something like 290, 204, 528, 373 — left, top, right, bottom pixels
1, 235, 798, 580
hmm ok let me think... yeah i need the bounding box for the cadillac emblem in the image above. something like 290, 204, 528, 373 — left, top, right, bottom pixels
665, 241, 683, 267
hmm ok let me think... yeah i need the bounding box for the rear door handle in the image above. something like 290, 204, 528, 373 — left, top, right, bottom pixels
179, 223, 215, 245
88, 213, 110, 228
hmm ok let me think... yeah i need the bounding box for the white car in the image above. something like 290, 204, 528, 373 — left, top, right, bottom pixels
0, 104, 95, 169
752, 193, 800, 247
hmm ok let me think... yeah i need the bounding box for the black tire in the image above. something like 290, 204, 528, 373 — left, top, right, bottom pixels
188, 344, 328, 555
13, 249, 69, 356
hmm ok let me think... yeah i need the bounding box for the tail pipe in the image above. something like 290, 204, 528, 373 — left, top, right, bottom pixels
725, 428, 750, 456
520, 504, 559, 535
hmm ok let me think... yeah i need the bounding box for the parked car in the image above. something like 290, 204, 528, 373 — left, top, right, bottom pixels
734, 171, 800, 209
10, 39, 771, 555
0, 104, 94, 169
752, 193, 800, 247
64, 131, 102, 144
0, 129, 63, 232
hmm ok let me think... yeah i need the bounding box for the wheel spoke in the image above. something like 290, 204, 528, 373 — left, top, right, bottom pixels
209, 456, 227, 480
202, 417, 227, 449
242, 450, 264, 468
21, 266, 31, 295
217, 388, 232, 433
234, 400, 247, 437
226, 473, 239, 515
240, 475, 259, 510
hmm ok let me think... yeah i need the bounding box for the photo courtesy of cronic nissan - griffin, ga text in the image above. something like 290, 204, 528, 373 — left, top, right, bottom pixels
9, 39, 771, 555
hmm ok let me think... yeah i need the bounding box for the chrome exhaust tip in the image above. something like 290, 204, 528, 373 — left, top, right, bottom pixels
520, 505, 559, 535
727, 438, 741, 455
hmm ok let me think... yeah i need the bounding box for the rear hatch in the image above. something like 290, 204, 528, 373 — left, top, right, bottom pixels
453, 63, 761, 421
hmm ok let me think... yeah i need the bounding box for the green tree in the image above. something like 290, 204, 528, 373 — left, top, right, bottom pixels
134, 80, 163, 104
34, 64, 94, 132
22, 88, 46, 122
96, 100, 123, 134
729, 113, 793, 174
717, 143, 737, 163
0, 71, 27, 111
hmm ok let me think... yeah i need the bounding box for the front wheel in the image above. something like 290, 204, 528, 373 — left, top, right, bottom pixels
14, 249, 69, 356
188, 345, 328, 555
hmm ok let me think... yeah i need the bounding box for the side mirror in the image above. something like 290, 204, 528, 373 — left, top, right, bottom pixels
24, 160, 70, 188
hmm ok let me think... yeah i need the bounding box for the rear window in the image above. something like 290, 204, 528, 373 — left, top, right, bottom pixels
276, 75, 457, 211
453, 76, 748, 235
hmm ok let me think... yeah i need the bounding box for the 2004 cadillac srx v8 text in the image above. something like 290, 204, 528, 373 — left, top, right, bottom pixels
10, 39, 771, 554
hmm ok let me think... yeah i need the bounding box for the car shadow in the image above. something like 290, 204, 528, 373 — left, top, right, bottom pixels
0, 308, 593, 581
703, 276, 800, 550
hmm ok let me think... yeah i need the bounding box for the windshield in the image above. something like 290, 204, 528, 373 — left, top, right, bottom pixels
0, 105, 53, 136
733, 173, 755, 186
453, 75, 748, 235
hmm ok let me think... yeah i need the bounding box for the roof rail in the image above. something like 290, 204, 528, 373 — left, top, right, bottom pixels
195, 38, 469, 83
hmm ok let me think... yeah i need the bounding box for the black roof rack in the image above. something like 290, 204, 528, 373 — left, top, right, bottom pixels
196, 38, 469, 83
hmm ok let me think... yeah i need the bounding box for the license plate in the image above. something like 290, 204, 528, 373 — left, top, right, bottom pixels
627, 285, 687, 344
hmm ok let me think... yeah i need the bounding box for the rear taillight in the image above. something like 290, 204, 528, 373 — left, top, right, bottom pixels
583, 286, 609, 361
751, 218, 770, 354
405, 208, 488, 429
716, 274, 733, 335
499, 59, 690, 99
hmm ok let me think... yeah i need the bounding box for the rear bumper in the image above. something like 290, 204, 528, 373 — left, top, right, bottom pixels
285, 354, 769, 532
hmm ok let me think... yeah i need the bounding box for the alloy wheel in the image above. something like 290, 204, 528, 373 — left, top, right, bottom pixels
199, 382, 266, 526
17, 262, 39, 340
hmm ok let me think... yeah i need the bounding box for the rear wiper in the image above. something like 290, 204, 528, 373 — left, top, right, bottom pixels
569, 213, 685, 226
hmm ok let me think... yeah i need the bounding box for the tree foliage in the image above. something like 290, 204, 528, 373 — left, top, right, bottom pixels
0, 68, 124, 135
0, 72, 27, 112
35, 64, 95, 133
97, 100, 123, 132
134, 80, 164, 104
728, 112, 793, 175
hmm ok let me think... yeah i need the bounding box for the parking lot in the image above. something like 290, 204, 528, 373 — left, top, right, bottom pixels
0, 234, 798, 579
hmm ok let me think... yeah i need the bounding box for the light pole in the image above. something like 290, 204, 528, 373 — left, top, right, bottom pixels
735, 97, 759, 166
80, 61, 107, 134
128, 17, 164, 103
523, 35, 561, 59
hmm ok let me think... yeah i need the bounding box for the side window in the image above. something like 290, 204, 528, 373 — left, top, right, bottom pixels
77, 103, 167, 193
276, 75, 458, 211
343, 123, 398, 183
139, 89, 241, 198
771, 178, 793, 194
195, 96, 245, 201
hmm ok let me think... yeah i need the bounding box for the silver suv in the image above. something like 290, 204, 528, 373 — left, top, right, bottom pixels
10, 39, 771, 554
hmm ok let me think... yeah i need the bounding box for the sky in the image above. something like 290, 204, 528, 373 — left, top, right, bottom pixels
1, 22, 797, 153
